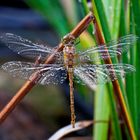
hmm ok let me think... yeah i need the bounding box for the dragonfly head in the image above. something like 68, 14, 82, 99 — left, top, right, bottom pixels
62, 34, 76, 47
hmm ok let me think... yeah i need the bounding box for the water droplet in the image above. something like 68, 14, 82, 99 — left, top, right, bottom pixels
51, 73, 54, 76
92, 28, 96, 35
60, 80, 63, 84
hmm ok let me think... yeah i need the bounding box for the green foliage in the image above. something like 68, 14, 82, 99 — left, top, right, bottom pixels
91, 0, 140, 139
131, 0, 140, 138
94, 85, 110, 140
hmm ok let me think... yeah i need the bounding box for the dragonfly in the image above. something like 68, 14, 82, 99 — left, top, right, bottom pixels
0, 33, 137, 127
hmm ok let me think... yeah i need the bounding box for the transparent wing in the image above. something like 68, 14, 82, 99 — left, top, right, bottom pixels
79, 34, 138, 63
38, 64, 67, 85
0, 33, 63, 63
1, 61, 67, 85
74, 64, 135, 85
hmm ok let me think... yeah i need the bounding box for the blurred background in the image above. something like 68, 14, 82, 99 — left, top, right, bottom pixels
0, 0, 93, 139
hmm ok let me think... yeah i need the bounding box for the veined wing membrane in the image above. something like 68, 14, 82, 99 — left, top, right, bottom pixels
79, 34, 138, 63
74, 64, 136, 85
1, 61, 67, 85
0, 33, 63, 63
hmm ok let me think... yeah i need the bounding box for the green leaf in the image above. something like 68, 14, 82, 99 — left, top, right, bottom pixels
94, 85, 110, 140
130, 0, 140, 138
92, 0, 111, 42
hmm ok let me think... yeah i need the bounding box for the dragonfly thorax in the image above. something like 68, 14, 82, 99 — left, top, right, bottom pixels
63, 46, 76, 71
